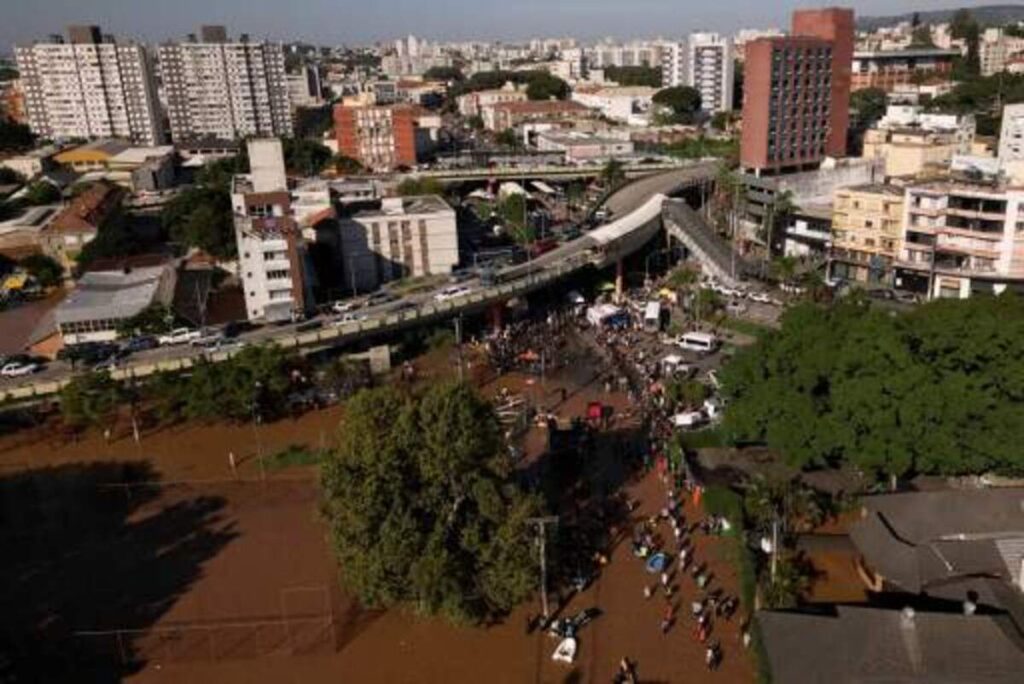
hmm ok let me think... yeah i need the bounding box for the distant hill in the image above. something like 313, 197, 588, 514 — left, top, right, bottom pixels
858, 4, 1024, 31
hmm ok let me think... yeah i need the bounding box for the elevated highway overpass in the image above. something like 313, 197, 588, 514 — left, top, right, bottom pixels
0, 162, 742, 403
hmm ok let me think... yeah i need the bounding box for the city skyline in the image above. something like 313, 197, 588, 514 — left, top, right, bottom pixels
0, 0, 1003, 52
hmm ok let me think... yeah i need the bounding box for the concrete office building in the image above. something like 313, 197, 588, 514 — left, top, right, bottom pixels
850, 48, 958, 92
456, 82, 527, 118
158, 26, 293, 142
741, 7, 854, 174
998, 104, 1024, 164
15, 26, 164, 145
233, 139, 312, 322
286, 65, 325, 109
338, 196, 459, 292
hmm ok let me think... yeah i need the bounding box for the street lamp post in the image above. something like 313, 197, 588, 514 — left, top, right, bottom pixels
251, 381, 265, 481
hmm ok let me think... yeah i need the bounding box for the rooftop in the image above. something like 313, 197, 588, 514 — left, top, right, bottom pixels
54, 139, 131, 161
840, 183, 905, 197
351, 194, 452, 219
56, 264, 172, 325
47, 182, 121, 234
107, 146, 175, 166
854, 47, 961, 59
491, 100, 591, 115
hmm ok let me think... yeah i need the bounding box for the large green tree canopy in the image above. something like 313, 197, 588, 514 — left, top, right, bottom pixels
321, 383, 543, 624
720, 296, 1024, 480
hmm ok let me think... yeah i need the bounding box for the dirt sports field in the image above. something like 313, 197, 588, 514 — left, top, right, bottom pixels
0, 348, 754, 683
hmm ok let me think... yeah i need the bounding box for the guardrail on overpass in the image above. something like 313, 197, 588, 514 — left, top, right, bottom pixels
662, 199, 755, 288
400, 162, 688, 183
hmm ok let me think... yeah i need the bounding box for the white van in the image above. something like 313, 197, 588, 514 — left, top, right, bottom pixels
678, 332, 719, 354
643, 301, 661, 332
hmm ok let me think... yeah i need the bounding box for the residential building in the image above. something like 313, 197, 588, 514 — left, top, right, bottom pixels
896, 179, 1024, 298
570, 86, 657, 126
337, 195, 459, 292
0, 80, 26, 124
850, 48, 958, 92
232, 139, 313, 322
686, 33, 735, 113
998, 103, 1024, 165
394, 80, 446, 108
829, 184, 905, 283
14, 26, 163, 145
333, 104, 439, 171
158, 26, 293, 142
481, 100, 593, 132
39, 181, 124, 273
980, 27, 1024, 76
535, 131, 634, 163
286, 64, 325, 109
105, 146, 177, 191
586, 41, 664, 69
56, 261, 177, 344
456, 82, 527, 118
732, 28, 785, 62
0, 203, 61, 262
0, 144, 60, 179
863, 106, 976, 178
660, 41, 687, 89
740, 36, 836, 174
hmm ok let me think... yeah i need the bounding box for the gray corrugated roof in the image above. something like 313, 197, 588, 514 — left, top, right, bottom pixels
55, 265, 169, 325
758, 606, 1024, 684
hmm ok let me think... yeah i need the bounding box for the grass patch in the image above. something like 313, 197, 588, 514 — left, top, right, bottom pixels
265, 444, 325, 470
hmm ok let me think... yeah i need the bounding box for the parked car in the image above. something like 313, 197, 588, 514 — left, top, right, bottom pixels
867, 288, 897, 301
158, 328, 201, 346
894, 291, 920, 304
364, 291, 398, 308
332, 312, 366, 326
748, 292, 774, 305
1, 361, 40, 378
725, 300, 747, 316
122, 335, 157, 353
295, 320, 323, 333
190, 330, 226, 348
57, 343, 117, 366
434, 285, 472, 302
331, 299, 361, 314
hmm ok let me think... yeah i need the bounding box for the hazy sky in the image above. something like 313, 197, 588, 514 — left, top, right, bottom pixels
1, 0, 1003, 50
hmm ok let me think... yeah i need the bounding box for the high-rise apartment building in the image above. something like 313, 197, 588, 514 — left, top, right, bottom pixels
661, 42, 687, 89
740, 7, 854, 174
14, 26, 164, 145
686, 33, 734, 113
158, 26, 293, 142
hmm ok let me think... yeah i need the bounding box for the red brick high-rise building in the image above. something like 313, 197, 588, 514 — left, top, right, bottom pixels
740, 7, 854, 175
792, 7, 854, 158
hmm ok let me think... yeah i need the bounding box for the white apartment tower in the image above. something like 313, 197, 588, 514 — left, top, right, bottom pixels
660, 34, 735, 114
158, 26, 293, 142
15, 26, 164, 145
998, 103, 1024, 164
686, 33, 734, 114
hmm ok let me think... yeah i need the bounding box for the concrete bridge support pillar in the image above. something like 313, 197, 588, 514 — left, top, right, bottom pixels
488, 301, 505, 331
615, 259, 624, 304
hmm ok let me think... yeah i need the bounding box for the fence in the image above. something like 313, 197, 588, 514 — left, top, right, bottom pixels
73, 586, 336, 666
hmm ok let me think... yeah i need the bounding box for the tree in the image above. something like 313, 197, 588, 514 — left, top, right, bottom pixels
177, 345, 299, 422
331, 154, 364, 175
495, 128, 519, 150
423, 66, 464, 82
600, 158, 626, 190
60, 371, 122, 430
494, 193, 531, 242
950, 10, 981, 77
115, 304, 175, 338
396, 177, 444, 197
525, 72, 570, 101
322, 383, 543, 623
19, 254, 63, 288
76, 211, 144, 270
720, 295, 1024, 480
666, 379, 709, 411
282, 138, 332, 175
910, 24, 936, 48
850, 88, 888, 130
0, 119, 34, 152
652, 86, 703, 124
604, 66, 662, 88
21, 181, 61, 206
162, 187, 235, 259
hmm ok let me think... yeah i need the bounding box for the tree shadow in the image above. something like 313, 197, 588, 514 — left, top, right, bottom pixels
0, 460, 236, 682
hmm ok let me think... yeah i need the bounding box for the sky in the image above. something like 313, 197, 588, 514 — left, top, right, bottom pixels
0, 0, 1005, 51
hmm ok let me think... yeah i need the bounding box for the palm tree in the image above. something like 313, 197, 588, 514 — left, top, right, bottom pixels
761, 190, 798, 276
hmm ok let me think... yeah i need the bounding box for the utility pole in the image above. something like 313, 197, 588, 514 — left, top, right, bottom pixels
528, 515, 559, 621
453, 314, 464, 381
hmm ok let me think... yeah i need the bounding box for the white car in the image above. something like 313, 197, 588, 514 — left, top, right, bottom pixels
332, 312, 366, 326
331, 300, 360, 314
158, 327, 201, 346
434, 285, 471, 302
748, 292, 774, 305
1, 361, 39, 378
